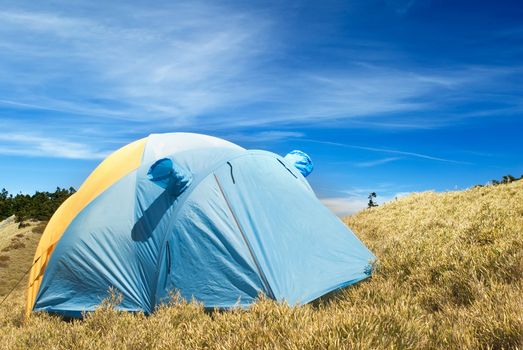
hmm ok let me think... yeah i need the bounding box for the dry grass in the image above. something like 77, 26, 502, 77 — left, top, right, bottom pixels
0, 181, 521, 349
31, 222, 47, 235
0, 219, 42, 296
0, 255, 10, 268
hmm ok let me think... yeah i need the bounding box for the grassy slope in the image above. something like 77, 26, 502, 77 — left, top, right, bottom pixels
0, 217, 44, 296
0, 182, 521, 349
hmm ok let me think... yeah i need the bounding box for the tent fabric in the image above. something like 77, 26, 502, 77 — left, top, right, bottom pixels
27, 132, 375, 318
26, 137, 148, 315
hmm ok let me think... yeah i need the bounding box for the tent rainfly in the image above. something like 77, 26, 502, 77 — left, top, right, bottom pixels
26, 133, 375, 318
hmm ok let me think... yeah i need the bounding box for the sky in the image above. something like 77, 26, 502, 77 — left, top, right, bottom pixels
0, 0, 522, 215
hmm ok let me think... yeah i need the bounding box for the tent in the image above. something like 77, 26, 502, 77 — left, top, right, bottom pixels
26, 133, 375, 317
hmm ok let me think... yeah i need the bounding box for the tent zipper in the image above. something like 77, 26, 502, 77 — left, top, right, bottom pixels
276, 159, 298, 179
166, 241, 171, 275
226, 161, 235, 184
213, 174, 275, 300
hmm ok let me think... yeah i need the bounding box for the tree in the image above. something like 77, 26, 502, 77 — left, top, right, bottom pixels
0, 188, 12, 220
501, 175, 516, 184
0, 187, 76, 223
368, 192, 378, 208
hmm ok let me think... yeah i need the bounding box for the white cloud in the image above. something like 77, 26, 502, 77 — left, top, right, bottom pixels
0, 4, 273, 125
321, 190, 414, 216
224, 131, 305, 143
0, 134, 108, 159
354, 157, 402, 167
321, 197, 368, 216
0, 3, 519, 140
0, 1, 520, 161
303, 139, 471, 165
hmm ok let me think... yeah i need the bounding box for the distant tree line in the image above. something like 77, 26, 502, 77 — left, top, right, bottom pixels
488, 174, 522, 186
473, 174, 523, 188
367, 174, 522, 209
0, 187, 76, 223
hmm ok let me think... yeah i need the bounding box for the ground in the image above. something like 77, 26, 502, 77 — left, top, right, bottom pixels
0, 181, 521, 349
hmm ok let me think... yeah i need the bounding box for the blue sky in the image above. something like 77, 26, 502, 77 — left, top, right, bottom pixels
0, 0, 522, 215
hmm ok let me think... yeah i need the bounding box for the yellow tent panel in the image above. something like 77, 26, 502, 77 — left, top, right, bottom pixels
25, 137, 147, 317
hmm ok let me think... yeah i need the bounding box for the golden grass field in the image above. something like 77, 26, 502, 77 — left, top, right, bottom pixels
0, 181, 521, 349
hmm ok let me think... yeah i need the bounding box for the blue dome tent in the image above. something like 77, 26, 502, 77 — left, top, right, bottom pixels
27, 133, 375, 317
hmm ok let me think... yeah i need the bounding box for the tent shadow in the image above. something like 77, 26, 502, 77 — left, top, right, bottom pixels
131, 190, 177, 241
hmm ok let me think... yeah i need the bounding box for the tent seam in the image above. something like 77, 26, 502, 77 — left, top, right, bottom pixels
213, 174, 275, 299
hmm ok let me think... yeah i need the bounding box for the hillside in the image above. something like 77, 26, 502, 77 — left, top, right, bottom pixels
0, 216, 45, 297
0, 181, 521, 349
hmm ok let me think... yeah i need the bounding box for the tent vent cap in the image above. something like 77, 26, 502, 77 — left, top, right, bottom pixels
147, 158, 192, 197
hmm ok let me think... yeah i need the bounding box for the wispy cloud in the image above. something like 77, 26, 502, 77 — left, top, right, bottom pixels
354, 157, 402, 167
196, 64, 522, 130
0, 1, 521, 165
301, 139, 471, 164
0, 2, 520, 144
0, 4, 273, 126
0, 134, 108, 159
224, 131, 305, 143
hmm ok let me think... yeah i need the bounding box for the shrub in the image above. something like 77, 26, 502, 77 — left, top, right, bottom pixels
9, 240, 25, 250
32, 222, 48, 234
2, 239, 26, 252
17, 221, 30, 229
0, 255, 9, 268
